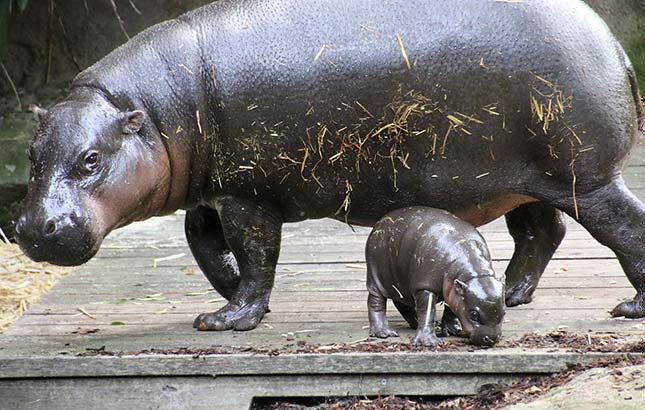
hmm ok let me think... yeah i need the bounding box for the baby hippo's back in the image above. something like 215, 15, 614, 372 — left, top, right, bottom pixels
366, 206, 493, 303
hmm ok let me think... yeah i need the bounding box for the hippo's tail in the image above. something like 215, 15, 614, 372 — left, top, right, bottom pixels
623, 47, 644, 135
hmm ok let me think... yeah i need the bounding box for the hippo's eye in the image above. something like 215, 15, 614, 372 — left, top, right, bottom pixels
469, 310, 481, 323
83, 151, 100, 172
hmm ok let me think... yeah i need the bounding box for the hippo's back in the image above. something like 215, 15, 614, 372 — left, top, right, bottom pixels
184, 0, 636, 188
185, 0, 626, 108
75, 0, 639, 223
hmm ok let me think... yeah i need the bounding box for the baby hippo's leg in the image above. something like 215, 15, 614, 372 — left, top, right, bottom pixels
367, 293, 399, 338
440, 306, 463, 337
412, 290, 443, 346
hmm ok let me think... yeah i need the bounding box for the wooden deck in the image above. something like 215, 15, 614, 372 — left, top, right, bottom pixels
1, 148, 645, 409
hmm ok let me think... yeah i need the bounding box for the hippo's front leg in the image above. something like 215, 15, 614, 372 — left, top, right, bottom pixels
411, 290, 443, 346
185, 206, 241, 301
193, 197, 282, 331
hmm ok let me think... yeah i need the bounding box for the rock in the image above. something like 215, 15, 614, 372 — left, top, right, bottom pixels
503, 364, 645, 410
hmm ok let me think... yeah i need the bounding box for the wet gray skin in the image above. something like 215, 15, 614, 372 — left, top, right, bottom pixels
366, 207, 505, 346
15, 0, 645, 332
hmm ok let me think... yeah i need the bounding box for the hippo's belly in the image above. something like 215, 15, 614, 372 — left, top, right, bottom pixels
335, 193, 538, 228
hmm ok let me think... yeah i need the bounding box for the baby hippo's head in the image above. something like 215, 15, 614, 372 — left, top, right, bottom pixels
449, 276, 505, 346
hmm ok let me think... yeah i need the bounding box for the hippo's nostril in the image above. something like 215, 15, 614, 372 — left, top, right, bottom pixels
44, 219, 57, 236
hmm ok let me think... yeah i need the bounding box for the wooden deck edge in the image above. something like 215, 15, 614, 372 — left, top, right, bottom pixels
0, 373, 536, 410
1, 351, 640, 379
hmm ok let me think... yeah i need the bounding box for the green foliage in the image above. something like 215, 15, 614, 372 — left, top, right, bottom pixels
626, 32, 645, 94
0, 0, 29, 57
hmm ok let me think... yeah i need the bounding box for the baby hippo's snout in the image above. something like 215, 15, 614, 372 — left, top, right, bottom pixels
453, 276, 506, 347
469, 329, 501, 347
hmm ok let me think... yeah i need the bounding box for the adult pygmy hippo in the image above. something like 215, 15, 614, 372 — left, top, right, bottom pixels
16, 0, 645, 332
367, 207, 504, 346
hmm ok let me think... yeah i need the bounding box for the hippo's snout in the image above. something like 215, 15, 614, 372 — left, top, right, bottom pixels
469, 330, 501, 347
15, 210, 100, 266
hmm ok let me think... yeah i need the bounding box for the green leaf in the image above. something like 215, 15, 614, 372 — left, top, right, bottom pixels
110, 321, 126, 326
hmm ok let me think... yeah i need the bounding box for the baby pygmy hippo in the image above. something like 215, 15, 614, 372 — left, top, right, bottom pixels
366, 207, 505, 346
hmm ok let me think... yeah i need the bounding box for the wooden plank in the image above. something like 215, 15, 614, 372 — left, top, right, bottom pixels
7, 307, 645, 334
0, 351, 631, 379
69, 259, 626, 280
0, 377, 254, 410
0, 373, 529, 410
54, 273, 632, 290
2, 314, 643, 354
90, 230, 621, 261
28, 286, 636, 307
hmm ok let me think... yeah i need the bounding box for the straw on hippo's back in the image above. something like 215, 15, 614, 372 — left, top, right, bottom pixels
14, 0, 645, 332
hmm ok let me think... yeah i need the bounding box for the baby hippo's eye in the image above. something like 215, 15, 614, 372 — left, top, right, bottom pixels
83, 150, 100, 172
469, 310, 481, 323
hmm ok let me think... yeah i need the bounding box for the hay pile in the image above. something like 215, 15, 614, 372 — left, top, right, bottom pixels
0, 241, 70, 333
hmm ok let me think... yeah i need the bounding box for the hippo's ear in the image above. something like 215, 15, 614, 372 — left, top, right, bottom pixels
28, 104, 48, 122
122, 110, 146, 135
454, 279, 467, 296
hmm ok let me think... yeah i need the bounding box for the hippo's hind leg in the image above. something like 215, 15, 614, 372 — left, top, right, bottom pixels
185, 206, 241, 301
504, 203, 566, 307
193, 197, 282, 331
546, 178, 645, 318
440, 306, 463, 337
367, 293, 400, 338
393, 301, 418, 329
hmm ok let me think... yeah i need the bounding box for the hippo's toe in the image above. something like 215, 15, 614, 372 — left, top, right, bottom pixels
369, 326, 399, 339
411, 329, 444, 346
505, 281, 535, 307
193, 302, 267, 331
611, 296, 645, 319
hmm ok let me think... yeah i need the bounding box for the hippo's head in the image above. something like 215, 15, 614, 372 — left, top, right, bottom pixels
447, 276, 505, 346
15, 90, 170, 266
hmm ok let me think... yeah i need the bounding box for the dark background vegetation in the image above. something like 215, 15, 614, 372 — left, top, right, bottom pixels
0, 0, 643, 233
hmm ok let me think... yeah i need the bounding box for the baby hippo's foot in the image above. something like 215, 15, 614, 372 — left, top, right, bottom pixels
611, 294, 645, 318
440, 315, 463, 337
412, 327, 444, 346
369, 325, 399, 339
505, 280, 535, 307
194, 301, 267, 331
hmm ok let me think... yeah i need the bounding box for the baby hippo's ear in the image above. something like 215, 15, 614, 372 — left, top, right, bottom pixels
122, 110, 146, 134
454, 279, 467, 296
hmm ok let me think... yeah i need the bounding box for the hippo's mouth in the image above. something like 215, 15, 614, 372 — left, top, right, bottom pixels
16, 223, 105, 267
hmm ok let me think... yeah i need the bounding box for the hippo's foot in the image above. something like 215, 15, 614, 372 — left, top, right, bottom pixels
611, 295, 645, 319
193, 301, 267, 331
440, 306, 464, 337
505, 280, 535, 307
411, 328, 444, 346
369, 325, 399, 339
440, 315, 463, 337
